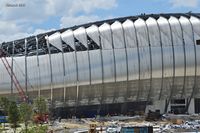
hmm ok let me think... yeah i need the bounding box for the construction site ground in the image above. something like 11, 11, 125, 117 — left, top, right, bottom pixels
0, 114, 200, 132
48, 114, 200, 133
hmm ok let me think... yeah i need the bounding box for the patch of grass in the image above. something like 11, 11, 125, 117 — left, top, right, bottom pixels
20, 125, 48, 133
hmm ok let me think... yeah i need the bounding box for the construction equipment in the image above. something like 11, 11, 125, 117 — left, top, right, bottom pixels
0, 49, 27, 102
0, 48, 49, 124
33, 113, 49, 124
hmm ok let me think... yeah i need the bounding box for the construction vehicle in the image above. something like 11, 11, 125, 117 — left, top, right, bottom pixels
33, 113, 49, 124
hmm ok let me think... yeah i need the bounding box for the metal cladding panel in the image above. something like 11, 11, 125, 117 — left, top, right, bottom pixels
138, 79, 150, 101
122, 19, 137, 48
146, 17, 162, 78
184, 45, 196, 76
64, 52, 77, 86
111, 21, 125, 48
89, 50, 102, 84
86, 25, 100, 46
161, 78, 172, 99
38, 54, 51, 90
127, 80, 138, 101
135, 18, 151, 79
180, 16, 195, 76
27, 56, 39, 92
158, 17, 173, 77
48, 32, 63, 51
13, 56, 26, 91
190, 16, 200, 97
146, 17, 160, 46
115, 49, 127, 82
161, 47, 174, 99
173, 47, 185, 98
0, 57, 12, 93
169, 16, 183, 46
158, 17, 174, 99
150, 78, 162, 100
190, 16, 200, 76
51, 53, 64, 88
77, 51, 90, 85
162, 47, 173, 77
139, 47, 151, 79
169, 17, 185, 77
65, 86, 77, 106
180, 16, 194, 45
157, 17, 172, 46
99, 23, 113, 49
102, 50, 115, 83
61, 30, 75, 50
74, 27, 88, 48
127, 48, 139, 80
179, 16, 195, 97
151, 47, 162, 78
173, 46, 185, 77
134, 18, 149, 47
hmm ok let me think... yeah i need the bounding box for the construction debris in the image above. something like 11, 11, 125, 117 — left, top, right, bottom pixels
46, 114, 200, 133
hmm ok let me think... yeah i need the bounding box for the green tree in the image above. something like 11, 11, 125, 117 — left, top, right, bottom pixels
34, 97, 48, 115
33, 97, 48, 124
19, 102, 32, 133
0, 97, 10, 115
8, 101, 20, 133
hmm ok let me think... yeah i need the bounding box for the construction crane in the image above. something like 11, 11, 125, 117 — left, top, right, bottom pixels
0, 48, 49, 123
0, 49, 27, 102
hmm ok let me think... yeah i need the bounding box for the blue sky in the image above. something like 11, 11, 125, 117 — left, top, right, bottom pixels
0, 0, 200, 43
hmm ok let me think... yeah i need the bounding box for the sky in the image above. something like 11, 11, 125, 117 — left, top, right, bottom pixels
0, 0, 200, 43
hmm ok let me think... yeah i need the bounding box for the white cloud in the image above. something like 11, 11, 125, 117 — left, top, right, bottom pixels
0, 21, 21, 35
0, 0, 117, 43
60, 15, 100, 28
169, 0, 199, 8
0, 0, 117, 23
0, 28, 56, 43
0, 0, 48, 23
0, 20, 55, 43
68, 0, 117, 15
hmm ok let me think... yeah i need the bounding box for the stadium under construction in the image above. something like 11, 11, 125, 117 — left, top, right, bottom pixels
1, 13, 200, 117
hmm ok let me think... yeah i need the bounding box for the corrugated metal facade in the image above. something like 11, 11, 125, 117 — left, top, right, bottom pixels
0, 13, 200, 108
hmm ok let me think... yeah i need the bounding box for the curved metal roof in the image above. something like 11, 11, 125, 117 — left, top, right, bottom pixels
1, 12, 200, 57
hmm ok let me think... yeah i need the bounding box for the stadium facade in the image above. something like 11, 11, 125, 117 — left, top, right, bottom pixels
1, 13, 200, 116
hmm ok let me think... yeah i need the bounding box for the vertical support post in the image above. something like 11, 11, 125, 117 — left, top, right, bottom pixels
35, 36, 41, 97
185, 17, 197, 113
164, 99, 169, 113
11, 41, 15, 95
144, 19, 153, 104
71, 33, 79, 115
134, 22, 141, 101
97, 27, 105, 114
109, 24, 117, 104
121, 22, 129, 114
59, 34, 66, 103
25, 39, 28, 95
46, 36, 53, 102
166, 17, 176, 113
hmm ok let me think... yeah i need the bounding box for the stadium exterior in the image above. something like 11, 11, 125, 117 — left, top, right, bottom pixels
1, 13, 200, 116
